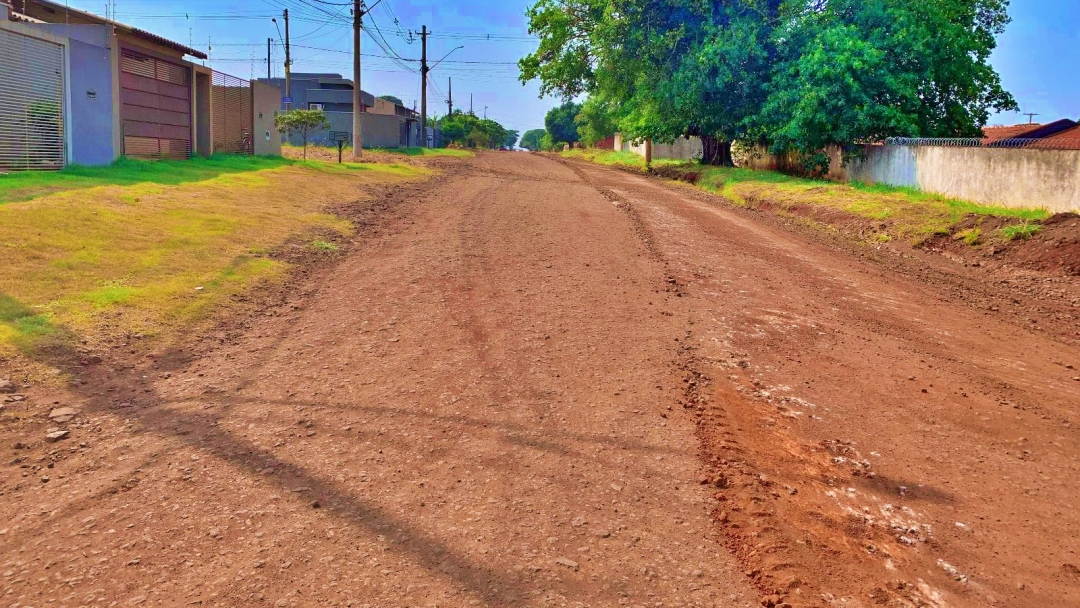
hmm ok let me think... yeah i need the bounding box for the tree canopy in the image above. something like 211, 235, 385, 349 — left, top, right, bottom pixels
520, 129, 546, 151
504, 130, 521, 149
274, 109, 330, 159
520, 0, 1017, 168
574, 97, 618, 147
544, 102, 582, 146
439, 112, 514, 149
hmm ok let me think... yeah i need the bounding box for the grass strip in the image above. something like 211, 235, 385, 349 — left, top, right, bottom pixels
564, 149, 1049, 243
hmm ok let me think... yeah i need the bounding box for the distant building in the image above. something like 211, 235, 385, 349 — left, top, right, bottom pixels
257, 73, 421, 149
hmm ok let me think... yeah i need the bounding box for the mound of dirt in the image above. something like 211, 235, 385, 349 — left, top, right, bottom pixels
648, 165, 701, 184
924, 212, 1080, 276
1006, 212, 1080, 275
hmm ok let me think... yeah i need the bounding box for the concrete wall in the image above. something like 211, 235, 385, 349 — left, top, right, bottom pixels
747, 143, 1080, 214
193, 70, 211, 157
845, 145, 917, 187
912, 147, 1079, 214
616, 134, 703, 161
653, 136, 703, 161
289, 111, 406, 149
252, 80, 281, 156
362, 113, 403, 148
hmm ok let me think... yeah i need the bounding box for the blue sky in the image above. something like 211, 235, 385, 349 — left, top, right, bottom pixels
76, 0, 1078, 133
989, 0, 1080, 125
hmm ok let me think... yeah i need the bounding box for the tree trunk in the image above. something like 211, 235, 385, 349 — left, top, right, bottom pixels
700, 135, 734, 167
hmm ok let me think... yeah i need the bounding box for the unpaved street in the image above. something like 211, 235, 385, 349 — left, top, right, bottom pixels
3, 152, 1079, 608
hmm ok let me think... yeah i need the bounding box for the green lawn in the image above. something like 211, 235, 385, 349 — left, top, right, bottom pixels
0, 154, 418, 204
0, 155, 426, 371
564, 149, 1050, 244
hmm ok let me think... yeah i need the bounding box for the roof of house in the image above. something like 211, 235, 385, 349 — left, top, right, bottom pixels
983, 119, 1078, 143
10, 0, 207, 59
258, 76, 413, 113
1036, 124, 1080, 150
982, 123, 1044, 141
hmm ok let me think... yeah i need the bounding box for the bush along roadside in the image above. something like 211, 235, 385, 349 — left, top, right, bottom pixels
562, 149, 1078, 276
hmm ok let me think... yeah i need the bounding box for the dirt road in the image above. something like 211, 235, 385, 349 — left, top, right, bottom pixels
2, 152, 1078, 608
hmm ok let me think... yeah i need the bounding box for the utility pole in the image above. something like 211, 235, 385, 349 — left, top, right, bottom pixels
267, 38, 271, 80
283, 9, 291, 111
420, 25, 429, 148
470, 93, 473, 115
483, 105, 488, 120
352, 0, 362, 159
447, 77, 452, 117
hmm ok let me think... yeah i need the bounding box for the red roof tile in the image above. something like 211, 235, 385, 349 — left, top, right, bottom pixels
982, 124, 1044, 142
1036, 125, 1080, 150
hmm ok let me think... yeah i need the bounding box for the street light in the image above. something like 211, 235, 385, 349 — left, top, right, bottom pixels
429, 45, 464, 70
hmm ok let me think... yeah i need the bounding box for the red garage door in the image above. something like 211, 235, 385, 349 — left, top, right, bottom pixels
120, 47, 192, 159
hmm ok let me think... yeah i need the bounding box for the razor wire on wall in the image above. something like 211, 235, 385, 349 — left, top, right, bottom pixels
886, 137, 1080, 150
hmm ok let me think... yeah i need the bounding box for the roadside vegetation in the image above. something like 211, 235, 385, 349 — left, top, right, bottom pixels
0, 154, 426, 371
564, 149, 1049, 244
282, 144, 472, 164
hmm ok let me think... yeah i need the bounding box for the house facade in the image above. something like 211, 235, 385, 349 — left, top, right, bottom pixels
1, 0, 279, 170
257, 73, 421, 149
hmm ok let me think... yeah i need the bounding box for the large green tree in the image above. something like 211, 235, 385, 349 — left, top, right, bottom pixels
504, 129, 521, 149
758, 0, 1016, 159
274, 109, 330, 159
544, 102, 582, 146
521, 0, 774, 164
520, 0, 1016, 168
520, 129, 546, 151
439, 112, 513, 149
574, 96, 618, 147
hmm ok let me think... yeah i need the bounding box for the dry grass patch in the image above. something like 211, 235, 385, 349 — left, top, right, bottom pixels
564, 149, 1049, 244
0, 156, 426, 369
283, 144, 472, 164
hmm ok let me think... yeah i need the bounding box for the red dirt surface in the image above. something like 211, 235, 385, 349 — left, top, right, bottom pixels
2, 152, 1079, 608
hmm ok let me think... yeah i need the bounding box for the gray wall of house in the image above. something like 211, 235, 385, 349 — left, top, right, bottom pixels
67, 36, 115, 165
286, 111, 414, 149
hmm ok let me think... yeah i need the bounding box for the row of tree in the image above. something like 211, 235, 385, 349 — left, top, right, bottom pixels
518, 0, 1017, 169
438, 112, 519, 149
518, 99, 616, 152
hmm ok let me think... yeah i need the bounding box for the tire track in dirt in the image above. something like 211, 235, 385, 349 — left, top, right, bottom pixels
563, 156, 1080, 608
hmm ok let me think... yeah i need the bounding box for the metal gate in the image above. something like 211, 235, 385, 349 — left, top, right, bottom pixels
120, 46, 192, 159
0, 28, 65, 171
212, 71, 253, 154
